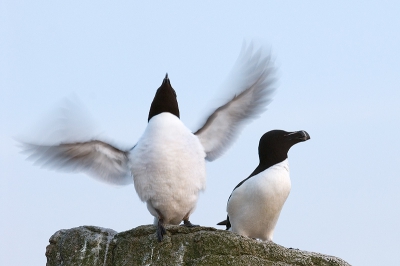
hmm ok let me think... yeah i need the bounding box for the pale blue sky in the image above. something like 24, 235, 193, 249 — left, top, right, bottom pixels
1, 1, 400, 265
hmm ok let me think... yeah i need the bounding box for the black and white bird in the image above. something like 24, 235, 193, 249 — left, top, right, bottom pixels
20, 43, 276, 241
217, 130, 310, 241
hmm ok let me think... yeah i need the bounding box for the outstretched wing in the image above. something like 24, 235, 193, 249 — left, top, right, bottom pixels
20, 140, 133, 185
194, 42, 276, 161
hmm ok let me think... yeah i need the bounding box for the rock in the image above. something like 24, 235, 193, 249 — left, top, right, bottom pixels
46, 226, 116, 266
46, 225, 351, 266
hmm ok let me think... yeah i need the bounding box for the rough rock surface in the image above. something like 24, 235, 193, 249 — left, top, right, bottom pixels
46, 225, 351, 266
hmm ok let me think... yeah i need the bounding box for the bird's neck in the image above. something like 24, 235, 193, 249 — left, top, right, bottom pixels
252, 153, 288, 177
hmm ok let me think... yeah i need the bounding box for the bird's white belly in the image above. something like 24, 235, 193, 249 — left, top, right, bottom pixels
130, 113, 206, 224
228, 159, 291, 241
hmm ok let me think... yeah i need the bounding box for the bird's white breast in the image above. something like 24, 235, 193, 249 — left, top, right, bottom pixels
130, 113, 206, 224
227, 159, 291, 241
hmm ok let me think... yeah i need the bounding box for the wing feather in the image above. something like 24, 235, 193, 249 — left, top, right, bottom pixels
195, 42, 276, 161
20, 140, 133, 185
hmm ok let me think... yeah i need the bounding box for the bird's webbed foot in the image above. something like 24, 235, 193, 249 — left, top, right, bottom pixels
181, 219, 200, 227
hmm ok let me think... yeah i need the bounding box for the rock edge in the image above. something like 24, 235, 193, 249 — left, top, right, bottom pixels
46, 225, 351, 266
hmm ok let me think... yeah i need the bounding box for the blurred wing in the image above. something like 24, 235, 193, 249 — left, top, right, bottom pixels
20, 140, 133, 185
195, 42, 276, 161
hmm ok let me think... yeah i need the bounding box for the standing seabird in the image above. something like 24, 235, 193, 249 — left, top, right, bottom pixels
20, 43, 276, 241
218, 130, 310, 241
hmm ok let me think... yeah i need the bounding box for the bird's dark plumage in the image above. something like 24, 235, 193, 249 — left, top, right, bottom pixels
148, 73, 180, 121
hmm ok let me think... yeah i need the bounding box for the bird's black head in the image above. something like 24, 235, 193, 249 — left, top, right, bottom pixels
148, 73, 180, 122
258, 129, 310, 167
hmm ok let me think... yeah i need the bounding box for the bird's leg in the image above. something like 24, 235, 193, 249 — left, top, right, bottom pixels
181, 211, 199, 227
155, 209, 166, 242
157, 219, 166, 242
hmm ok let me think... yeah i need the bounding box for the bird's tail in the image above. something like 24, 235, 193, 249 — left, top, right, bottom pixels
217, 220, 228, 225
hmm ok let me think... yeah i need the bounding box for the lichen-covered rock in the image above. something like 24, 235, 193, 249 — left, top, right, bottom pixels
46, 226, 116, 266
46, 225, 351, 266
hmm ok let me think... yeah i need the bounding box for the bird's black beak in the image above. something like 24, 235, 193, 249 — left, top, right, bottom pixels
161, 73, 173, 88
285, 130, 310, 142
